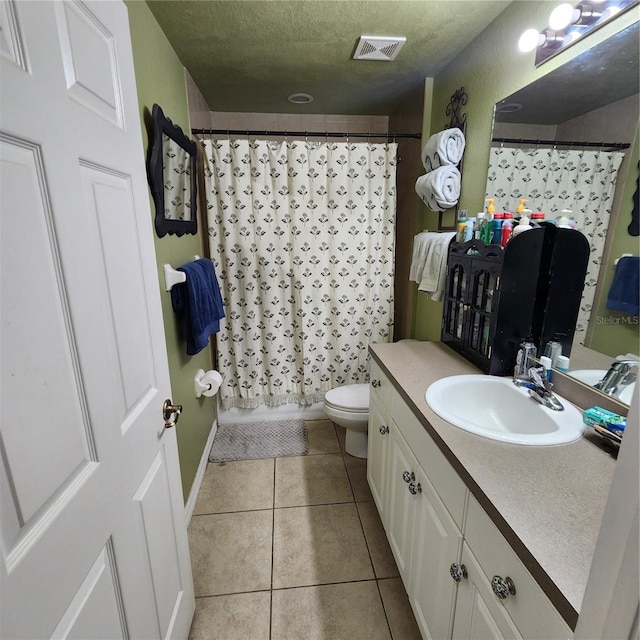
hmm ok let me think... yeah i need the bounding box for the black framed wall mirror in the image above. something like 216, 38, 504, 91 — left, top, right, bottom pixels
150, 103, 197, 237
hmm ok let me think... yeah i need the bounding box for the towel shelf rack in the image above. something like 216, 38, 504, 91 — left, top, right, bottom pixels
164, 255, 201, 291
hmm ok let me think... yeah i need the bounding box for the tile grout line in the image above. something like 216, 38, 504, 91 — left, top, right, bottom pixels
269, 456, 276, 640
348, 454, 395, 640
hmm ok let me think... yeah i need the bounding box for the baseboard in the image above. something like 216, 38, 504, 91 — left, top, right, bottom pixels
184, 419, 217, 527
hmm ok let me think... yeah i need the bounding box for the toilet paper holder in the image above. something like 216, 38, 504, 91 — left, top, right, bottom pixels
194, 368, 222, 398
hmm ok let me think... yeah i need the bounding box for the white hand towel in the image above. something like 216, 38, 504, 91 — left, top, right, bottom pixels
421, 128, 466, 171
409, 232, 455, 301
409, 231, 430, 283
415, 166, 461, 213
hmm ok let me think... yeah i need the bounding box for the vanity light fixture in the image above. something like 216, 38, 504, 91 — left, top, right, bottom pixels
519, 0, 636, 66
518, 28, 564, 53
549, 2, 603, 30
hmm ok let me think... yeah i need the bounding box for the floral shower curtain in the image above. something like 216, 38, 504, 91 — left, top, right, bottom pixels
202, 138, 397, 409
486, 146, 625, 344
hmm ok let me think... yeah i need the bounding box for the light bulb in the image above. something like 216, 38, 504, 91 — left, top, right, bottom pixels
549, 3, 580, 30
518, 28, 544, 53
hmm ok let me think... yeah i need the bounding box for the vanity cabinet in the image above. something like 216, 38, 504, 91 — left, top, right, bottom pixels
367, 363, 574, 640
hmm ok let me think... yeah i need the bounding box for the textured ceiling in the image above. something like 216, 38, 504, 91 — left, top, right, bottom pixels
146, 0, 512, 115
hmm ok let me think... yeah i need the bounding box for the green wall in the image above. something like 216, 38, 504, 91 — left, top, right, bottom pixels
415, 1, 639, 341
126, 1, 214, 502
590, 129, 640, 358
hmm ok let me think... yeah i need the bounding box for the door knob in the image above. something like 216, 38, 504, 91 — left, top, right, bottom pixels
163, 399, 182, 429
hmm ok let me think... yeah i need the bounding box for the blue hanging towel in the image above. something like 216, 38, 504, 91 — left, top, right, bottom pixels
606, 256, 640, 316
171, 258, 225, 355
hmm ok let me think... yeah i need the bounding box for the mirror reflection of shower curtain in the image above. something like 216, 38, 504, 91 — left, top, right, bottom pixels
486, 147, 625, 345
202, 138, 397, 410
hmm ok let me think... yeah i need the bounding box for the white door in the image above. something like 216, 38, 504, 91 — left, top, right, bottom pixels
0, 1, 195, 638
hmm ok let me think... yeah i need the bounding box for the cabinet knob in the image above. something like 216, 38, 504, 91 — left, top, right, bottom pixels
402, 470, 415, 483
491, 575, 516, 599
408, 482, 422, 495
372, 379, 381, 388
379, 425, 389, 435
450, 563, 468, 582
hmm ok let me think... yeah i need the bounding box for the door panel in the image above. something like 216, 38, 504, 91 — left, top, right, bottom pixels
0, 2, 194, 638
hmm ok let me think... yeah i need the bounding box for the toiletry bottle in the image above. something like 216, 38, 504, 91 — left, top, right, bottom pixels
543, 337, 562, 367
464, 217, 475, 242
514, 338, 537, 379
540, 355, 552, 382
490, 212, 504, 244
485, 198, 495, 217
482, 212, 493, 244
500, 212, 514, 247
556, 355, 570, 372
530, 211, 545, 226
511, 214, 532, 239
474, 212, 486, 240
559, 209, 577, 230
456, 211, 467, 242
515, 198, 528, 216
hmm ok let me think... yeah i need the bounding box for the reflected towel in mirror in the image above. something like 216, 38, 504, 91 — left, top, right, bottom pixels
415, 166, 461, 212
421, 127, 466, 171
606, 256, 639, 316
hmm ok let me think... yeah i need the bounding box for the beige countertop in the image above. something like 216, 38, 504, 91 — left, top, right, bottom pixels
370, 341, 618, 629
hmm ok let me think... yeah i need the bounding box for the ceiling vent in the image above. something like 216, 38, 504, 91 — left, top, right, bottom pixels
353, 36, 406, 61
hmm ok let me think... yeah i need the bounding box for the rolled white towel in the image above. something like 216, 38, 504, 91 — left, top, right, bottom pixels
421, 127, 466, 171
415, 166, 461, 212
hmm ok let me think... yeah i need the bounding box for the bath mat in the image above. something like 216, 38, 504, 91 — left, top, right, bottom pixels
209, 419, 309, 462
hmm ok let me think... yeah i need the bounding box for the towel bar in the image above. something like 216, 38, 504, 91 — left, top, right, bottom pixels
614, 253, 633, 265
164, 255, 201, 291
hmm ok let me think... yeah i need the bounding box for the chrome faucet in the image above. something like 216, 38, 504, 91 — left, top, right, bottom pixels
595, 359, 638, 400
514, 365, 564, 411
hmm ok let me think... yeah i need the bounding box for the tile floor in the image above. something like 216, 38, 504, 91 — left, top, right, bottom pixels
188, 419, 422, 640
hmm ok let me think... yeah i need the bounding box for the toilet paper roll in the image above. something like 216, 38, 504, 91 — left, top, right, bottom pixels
194, 369, 223, 398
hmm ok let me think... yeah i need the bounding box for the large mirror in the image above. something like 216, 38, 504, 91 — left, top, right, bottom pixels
486, 23, 639, 404
150, 103, 198, 237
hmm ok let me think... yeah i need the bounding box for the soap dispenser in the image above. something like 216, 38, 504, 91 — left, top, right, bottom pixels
516, 198, 528, 216
511, 212, 533, 239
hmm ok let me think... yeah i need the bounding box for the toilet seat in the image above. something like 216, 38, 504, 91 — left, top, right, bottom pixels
324, 384, 369, 412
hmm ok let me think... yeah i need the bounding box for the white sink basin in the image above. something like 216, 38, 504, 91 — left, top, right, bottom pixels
568, 369, 634, 405
425, 375, 584, 446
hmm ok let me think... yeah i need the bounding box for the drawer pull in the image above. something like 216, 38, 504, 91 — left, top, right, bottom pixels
408, 482, 422, 495
450, 563, 468, 582
379, 425, 389, 435
402, 471, 415, 483
372, 379, 381, 388
491, 575, 516, 599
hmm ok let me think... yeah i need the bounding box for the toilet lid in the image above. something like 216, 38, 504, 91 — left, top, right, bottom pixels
325, 384, 369, 411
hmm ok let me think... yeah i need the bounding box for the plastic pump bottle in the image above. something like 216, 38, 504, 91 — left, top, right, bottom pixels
516, 198, 528, 215
474, 212, 486, 240
490, 212, 504, 244
500, 212, 514, 247
456, 211, 467, 242
511, 214, 533, 239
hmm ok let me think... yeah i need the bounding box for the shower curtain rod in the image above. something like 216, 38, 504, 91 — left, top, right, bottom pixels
492, 137, 630, 150
192, 128, 421, 139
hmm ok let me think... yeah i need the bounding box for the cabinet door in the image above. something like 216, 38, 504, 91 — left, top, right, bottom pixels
409, 466, 464, 640
367, 400, 391, 518
464, 259, 501, 360
386, 425, 418, 583
452, 543, 523, 640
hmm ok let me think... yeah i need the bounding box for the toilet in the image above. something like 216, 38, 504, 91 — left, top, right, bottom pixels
323, 383, 370, 458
